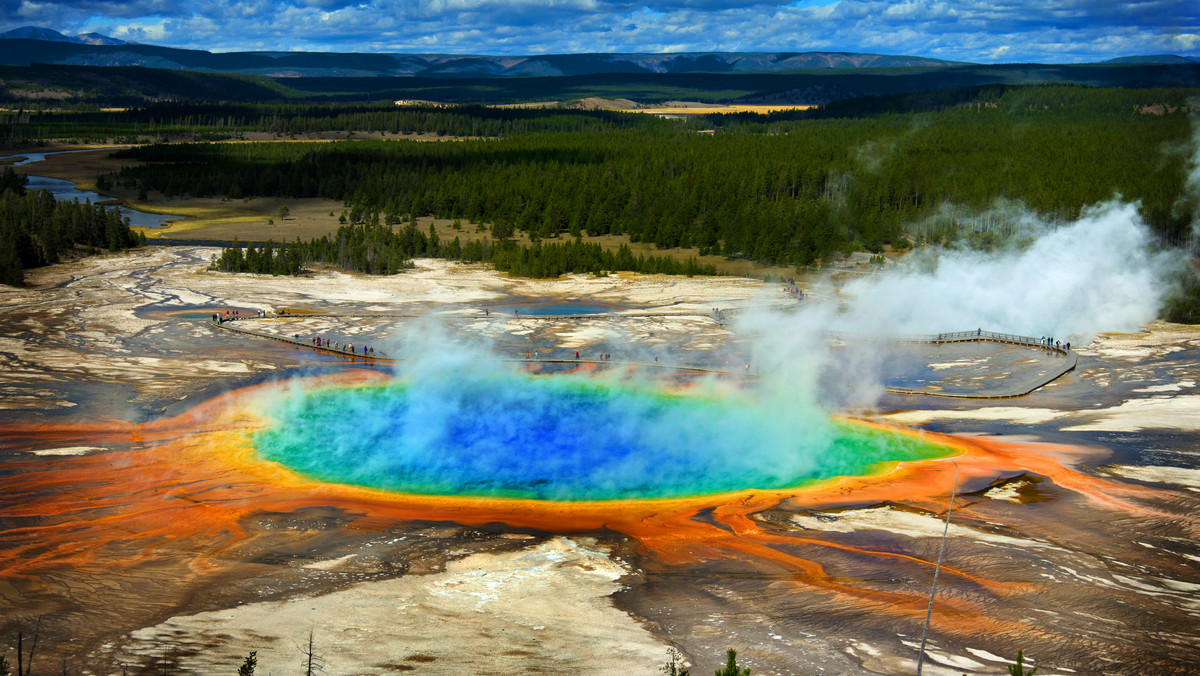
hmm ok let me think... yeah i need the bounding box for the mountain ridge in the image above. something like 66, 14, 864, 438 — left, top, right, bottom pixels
0, 26, 131, 45
2, 26, 1197, 79
1102, 54, 1198, 65
0, 27, 965, 77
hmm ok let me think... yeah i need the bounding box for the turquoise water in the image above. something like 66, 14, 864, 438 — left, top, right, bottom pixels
253, 374, 952, 501
501, 302, 616, 315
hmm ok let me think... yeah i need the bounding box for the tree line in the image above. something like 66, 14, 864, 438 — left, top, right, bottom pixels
0, 168, 145, 287
209, 223, 717, 279
1, 101, 667, 145
117, 86, 1195, 268
4, 83, 1194, 144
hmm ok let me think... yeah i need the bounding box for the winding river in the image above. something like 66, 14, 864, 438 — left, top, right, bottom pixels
2, 148, 184, 228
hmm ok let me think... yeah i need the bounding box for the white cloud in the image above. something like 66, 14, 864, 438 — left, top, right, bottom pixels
0, 0, 1196, 60
111, 19, 169, 42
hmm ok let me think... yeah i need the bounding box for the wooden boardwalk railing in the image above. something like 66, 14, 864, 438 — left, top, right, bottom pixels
209, 315, 746, 374
211, 315, 1074, 398
828, 329, 1077, 399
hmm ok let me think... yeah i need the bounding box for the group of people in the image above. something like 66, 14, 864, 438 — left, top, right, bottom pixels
212, 310, 244, 324
211, 309, 269, 324
522, 351, 614, 361
308, 335, 375, 356
1040, 336, 1070, 352
210, 309, 380, 358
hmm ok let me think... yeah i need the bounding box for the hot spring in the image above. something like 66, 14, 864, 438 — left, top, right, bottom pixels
252, 372, 955, 501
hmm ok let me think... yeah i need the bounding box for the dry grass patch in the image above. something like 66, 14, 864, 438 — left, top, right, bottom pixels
141, 197, 345, 241
623, 103, 815, 115
5, 145, 137, 191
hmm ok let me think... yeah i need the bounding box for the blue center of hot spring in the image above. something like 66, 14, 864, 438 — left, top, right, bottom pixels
253, 376, 951, 501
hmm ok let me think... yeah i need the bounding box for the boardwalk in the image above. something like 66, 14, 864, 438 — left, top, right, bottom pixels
210, 313, 1075, 398
829, 329, 1077, 399
208, 312, 744, 375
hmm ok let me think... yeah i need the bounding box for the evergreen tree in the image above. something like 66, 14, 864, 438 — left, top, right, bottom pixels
237, 651, 256, 676
714, 648, 749, 676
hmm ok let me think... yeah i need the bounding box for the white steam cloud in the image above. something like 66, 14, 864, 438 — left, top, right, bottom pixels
736, 197, 1187, 410
831, 200, 1183, 340
1186, 111, 1200, 246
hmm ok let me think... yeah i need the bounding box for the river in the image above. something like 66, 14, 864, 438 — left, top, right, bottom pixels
2, 148, 184, 228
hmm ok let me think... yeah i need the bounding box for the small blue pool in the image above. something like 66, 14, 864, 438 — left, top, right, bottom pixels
500, 302, 617, 316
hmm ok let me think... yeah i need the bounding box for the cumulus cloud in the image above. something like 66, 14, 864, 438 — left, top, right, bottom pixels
1, 0, 1197, 60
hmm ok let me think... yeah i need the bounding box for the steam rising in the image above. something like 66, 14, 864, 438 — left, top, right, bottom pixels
740, 195, 1189, 410
255, 322, 950, 500
828, 201, 1183, 340
1187, 116, 1200, 246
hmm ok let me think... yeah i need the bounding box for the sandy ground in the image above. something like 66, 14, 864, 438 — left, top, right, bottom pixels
2, 247, 1200, 675
117, 538, 664, 675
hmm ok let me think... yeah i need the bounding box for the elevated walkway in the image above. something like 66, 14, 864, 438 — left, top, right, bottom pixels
829, 329, 1076, 399
211, 315, 1074, 398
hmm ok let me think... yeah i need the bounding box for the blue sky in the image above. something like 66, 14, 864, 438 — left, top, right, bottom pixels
2, 0, 1196, 62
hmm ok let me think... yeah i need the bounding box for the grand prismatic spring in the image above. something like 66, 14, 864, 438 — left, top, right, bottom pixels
252, 374, 954, 501
1, 248, 1199, 675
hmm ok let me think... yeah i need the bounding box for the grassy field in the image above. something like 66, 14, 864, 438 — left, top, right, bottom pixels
498, 98, 815, 116
618, 103, 816, 115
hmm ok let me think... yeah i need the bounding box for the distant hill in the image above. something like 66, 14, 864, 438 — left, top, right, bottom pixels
4, 26, 1199, 81
75, 32, 130, 46
1, 61, 1198, 107
0, 26, 129, 45
0, 27, 963, 77
0, 64, 298, 105
1103, 54, 1198, 65
0, 27, 1198, 106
